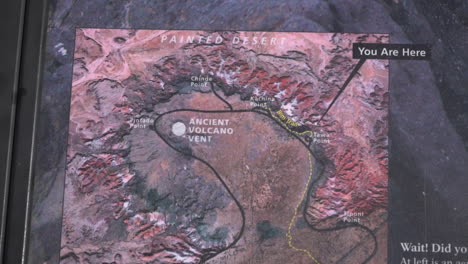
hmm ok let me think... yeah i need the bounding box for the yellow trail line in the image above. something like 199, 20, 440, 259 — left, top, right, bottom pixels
267, 107, 321, 264
285, 152, 320, 264
266, 107, 314, 137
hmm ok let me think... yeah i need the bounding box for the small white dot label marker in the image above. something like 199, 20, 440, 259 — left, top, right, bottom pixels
172, 122, 186, 136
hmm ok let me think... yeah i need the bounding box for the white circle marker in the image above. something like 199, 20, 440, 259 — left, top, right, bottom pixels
172, 122, 186, 136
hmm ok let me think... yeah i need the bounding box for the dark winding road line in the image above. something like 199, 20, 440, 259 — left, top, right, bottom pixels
150, 57, 377, 264
152, 107, 378, 264
210, 82, 233, 110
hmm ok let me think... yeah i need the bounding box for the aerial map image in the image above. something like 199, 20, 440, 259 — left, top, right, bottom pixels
60, 29, 388, 264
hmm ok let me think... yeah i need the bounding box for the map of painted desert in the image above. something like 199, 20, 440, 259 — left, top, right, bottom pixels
61, 29, 388, 264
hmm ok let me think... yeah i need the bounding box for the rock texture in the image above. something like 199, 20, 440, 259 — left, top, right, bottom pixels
28, 1, 468, 264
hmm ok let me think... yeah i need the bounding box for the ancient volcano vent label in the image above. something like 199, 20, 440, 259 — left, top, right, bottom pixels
186, 118, 234, 143
62, 29, 389, 264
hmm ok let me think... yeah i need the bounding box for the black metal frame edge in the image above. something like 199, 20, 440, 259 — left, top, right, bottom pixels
0, 0, 27, 261
1, 0, 50, 263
